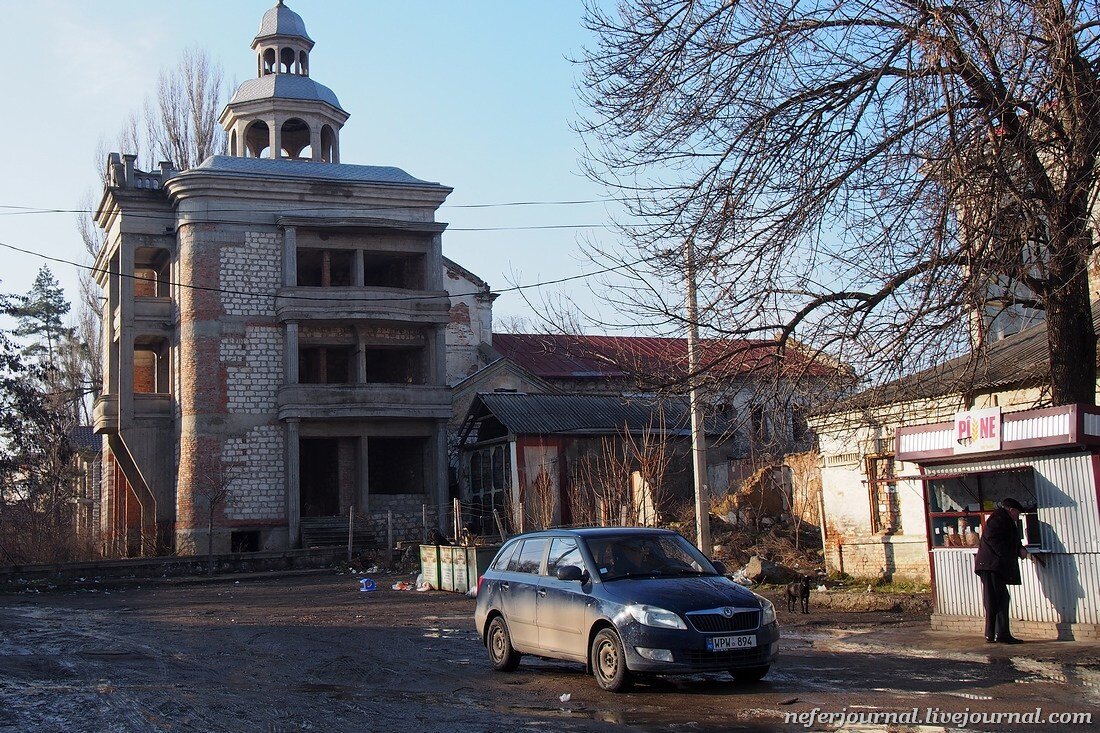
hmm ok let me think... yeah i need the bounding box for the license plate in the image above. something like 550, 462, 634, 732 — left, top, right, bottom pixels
707, 634, 757, 651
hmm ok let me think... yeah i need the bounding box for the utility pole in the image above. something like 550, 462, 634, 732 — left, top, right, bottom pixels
685, 238, 712, 555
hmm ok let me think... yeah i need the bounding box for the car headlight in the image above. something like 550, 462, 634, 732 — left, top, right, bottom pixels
625, 603, 687, 630
755, 595, 777, 626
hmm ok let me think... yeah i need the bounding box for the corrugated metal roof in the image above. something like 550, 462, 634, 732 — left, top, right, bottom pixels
230, 75, 343, 110
470, 392, 729, 436
188, 156, 440, 187
491, 333, 837, 385
833, 305, 1100, 411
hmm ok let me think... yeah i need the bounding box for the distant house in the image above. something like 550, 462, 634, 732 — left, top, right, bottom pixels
452, 333, 843, 533
455, 392, 736, 535
68, 426, 102, 544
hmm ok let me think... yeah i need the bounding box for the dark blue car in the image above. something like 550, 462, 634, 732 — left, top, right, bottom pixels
473, 527, 779, 692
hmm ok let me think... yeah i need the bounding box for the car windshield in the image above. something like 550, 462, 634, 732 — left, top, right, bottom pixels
585, 534, 716, 581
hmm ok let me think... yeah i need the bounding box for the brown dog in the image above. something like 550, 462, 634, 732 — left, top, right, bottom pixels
786, 576, 811, 614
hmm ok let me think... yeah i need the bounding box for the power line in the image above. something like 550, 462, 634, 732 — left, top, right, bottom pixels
0, 239, 654, 304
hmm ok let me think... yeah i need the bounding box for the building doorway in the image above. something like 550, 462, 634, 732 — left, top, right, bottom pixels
300, 438, 341, 517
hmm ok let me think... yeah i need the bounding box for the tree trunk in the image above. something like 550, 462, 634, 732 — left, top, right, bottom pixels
1046, 236, 1096, 406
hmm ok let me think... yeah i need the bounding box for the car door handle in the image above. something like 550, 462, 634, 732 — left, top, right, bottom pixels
536, 589, 547, 597
500, 582, 509, 591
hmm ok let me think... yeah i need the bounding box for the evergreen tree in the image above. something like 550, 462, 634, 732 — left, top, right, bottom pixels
8, 266, 74, 365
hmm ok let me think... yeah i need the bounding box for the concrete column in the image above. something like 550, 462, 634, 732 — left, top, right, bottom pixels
285, 321, 299, 384
282, 227, 297, 286
358, 434, 370, 512
426, 235, 444, 290
310, 126, 322, 162
271, 117, 282, 159
333, 135, 340, 164
286, 419, 301, 548
353, 249, 364, 287
430, 328, 446, 386
118, 244, 135, 422
355, 327, 366, 383
435, 427, 449, 532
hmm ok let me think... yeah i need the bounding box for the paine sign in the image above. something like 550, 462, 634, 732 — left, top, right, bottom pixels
953, 407, 1002, 454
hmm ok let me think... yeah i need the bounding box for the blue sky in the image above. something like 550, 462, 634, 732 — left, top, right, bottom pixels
0, 0, 629, 330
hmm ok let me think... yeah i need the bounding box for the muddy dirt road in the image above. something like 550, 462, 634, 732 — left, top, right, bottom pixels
0, 572, 1095, 732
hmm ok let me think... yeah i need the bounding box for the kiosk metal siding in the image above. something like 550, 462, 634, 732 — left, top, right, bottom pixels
935, 549, 1100, 625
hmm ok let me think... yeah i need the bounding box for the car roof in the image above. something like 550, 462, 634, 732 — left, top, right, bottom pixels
504, 527, 681, 541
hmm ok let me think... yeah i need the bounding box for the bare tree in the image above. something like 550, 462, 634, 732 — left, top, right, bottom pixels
146, 46, 227, 171
195, 467, 236, 575
578, 0, 1100, 406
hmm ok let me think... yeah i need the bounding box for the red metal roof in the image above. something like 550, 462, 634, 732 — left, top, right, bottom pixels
491, 333, 837, 386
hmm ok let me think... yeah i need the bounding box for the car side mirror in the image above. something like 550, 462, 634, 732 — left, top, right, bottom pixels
556, 565, 585, 582
712, 560, 728, 576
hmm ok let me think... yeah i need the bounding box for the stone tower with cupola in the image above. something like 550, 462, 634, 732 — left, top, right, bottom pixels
92, 2, 462, 557
221, 0, 348, 162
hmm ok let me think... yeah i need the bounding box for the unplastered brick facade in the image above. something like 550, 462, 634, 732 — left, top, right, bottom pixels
222, 232, 281, 316
89, 2, 467, 557
223, 326, 283, 414
222, 425, 286, 521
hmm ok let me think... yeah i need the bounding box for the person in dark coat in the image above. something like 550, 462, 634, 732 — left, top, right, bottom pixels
973, 498, 1034, 643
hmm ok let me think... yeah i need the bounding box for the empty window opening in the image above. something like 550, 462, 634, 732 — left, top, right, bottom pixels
364, 347, 424, 384
299, 345, 355, 384
281, 118, 311, 160
263, 48, 277, 75
244, 121, 270, 158
133, 343, 169, 393
297, 249, 354, 286
299, 50, 309, 76
231, 530, 260, 553
320, 125, 336, 163
280, 47, 296, 74
363, 252, 425, 289
300, 438, 341, 516
134, 249, 170, 297
230, 130, 238, 157
368, 437, 427, 495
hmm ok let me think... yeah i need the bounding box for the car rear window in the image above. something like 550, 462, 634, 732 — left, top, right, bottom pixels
507, 538, 547, 574
490, 540, 520, 571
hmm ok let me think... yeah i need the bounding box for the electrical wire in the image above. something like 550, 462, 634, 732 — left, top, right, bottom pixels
0, 239, 654, 304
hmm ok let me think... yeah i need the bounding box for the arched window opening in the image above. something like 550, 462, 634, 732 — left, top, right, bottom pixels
230, 130, 238, 157
299, 51, 309, 76
320, 125, 337, 163
244, 121, 271, 158
281, 118, 311, 160
263, 48, 277, 75
280, 48, 295, 74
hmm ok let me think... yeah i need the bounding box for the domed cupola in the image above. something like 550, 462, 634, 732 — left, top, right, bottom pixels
219, 0, 349, 162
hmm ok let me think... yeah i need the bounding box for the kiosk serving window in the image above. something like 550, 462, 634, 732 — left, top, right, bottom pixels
926, 467, 1038, 548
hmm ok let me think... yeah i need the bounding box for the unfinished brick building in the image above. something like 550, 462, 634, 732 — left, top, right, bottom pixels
92, 2, 462, 555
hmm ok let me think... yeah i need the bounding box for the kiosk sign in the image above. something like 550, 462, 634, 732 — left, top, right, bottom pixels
953, 407, 1002, 454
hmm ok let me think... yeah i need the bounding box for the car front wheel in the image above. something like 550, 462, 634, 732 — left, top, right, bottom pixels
591, 628, 632, 692
730, 665, 770, 683
486, 616, 520, 672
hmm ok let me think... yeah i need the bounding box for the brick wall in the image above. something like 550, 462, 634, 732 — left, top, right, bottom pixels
223, 326, 282, 414
221, 231, 280, 317
363, 494, 436, 544
932, 614, 1100, 640
825, 535, 930, 582
222, 425, 286, 521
